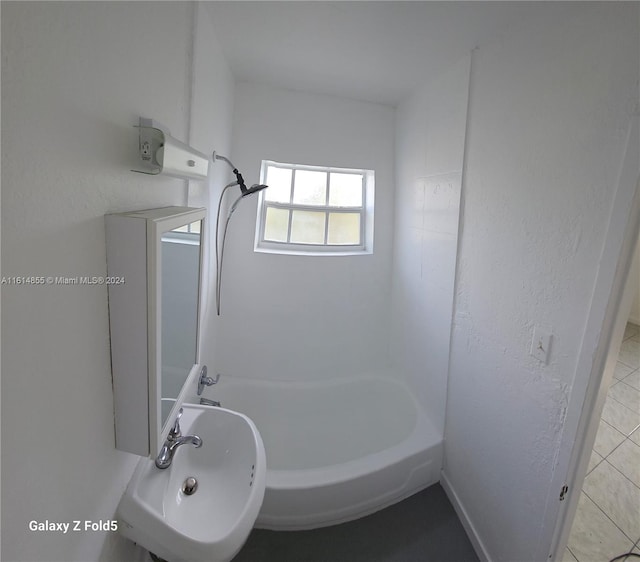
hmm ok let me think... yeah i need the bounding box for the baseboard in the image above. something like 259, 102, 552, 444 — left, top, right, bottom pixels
441, 471, 492, 562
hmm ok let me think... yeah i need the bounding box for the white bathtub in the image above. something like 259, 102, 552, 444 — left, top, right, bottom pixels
209, 373, 442, 530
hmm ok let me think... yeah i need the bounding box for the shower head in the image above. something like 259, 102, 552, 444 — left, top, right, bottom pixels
242, 184, 268, 197
229, 184, 268, 215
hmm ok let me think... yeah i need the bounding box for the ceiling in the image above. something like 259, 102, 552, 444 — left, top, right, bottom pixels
205, 1, 582, 106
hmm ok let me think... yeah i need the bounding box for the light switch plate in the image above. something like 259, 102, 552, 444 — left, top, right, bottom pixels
531, 326, 552, 364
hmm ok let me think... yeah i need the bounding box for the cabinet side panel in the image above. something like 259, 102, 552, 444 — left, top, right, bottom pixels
105, 214, 149, 456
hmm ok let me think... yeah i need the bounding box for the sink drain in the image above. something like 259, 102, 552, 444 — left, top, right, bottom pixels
181, 476, 198, 496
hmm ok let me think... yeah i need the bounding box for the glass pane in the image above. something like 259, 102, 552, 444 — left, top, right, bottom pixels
290, 211, 326, 244
327, 213, 361, 245
161, 230, 200, 426
264, 207, 289, 242
293, 170, 327, 206
329, 173, 363, 207
264, 166, 292, 204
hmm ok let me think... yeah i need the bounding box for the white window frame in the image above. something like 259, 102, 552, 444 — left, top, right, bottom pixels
254, 160, 375, 256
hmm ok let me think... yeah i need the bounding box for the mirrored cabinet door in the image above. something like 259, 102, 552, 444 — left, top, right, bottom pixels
105, 206, 206, 457
160, 220, 202, 426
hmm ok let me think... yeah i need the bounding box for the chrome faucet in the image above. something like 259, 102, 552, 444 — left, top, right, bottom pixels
155, 408, 202, 469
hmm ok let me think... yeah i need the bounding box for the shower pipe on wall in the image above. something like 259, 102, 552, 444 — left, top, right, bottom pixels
212, 152, 268, 315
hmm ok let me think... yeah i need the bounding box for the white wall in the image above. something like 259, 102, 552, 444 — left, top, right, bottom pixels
187, 3, 236, 375
215, 83, 395, 382
1, 3, 234, 561
442, 4, 639, 561
391, 56, 470, 432
628, 237, 640, 325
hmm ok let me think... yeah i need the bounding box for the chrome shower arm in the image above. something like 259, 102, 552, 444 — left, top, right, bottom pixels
213, 151, 249, 193
212, 151, 236, 170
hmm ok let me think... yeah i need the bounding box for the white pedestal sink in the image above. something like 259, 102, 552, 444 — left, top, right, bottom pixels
117, 404, 266, 562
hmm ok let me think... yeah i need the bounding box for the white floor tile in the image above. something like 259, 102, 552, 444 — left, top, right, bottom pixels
583, 461, 640, 541
594, 419, 627, 457
566, 323, 640, 561
615, 362, 637, 381
622, 370, 640, 391
567, 492, 634, 562
624, 323, 640, 341
609, 381, 640, 413
607, 439, 640, 488
587, 450, 603, 474
601, 396, 640, 436
619, 339, 640, 370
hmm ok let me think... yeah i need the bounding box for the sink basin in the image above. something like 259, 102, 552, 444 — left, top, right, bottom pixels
117, 404, 266, 562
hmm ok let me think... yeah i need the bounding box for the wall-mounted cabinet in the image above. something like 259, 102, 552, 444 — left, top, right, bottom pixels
105, 206, 206, 457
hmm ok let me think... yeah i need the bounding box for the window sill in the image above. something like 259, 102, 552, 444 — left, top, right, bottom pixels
161, 232, 200, 246
254, 243, 372, 257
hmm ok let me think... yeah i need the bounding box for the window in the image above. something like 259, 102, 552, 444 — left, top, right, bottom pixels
255, 160, 374, 255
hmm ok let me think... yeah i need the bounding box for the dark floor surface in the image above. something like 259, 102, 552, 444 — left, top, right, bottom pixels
232, 484, 480, 562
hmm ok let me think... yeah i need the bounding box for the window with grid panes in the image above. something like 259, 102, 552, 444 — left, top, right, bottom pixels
255, 161, 374, 255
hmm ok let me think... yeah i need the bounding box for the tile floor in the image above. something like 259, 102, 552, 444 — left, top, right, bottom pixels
565, 323, 640, 562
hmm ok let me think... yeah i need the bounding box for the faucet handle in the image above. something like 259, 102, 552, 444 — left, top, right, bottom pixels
197, 365, 220, 395
168, 407, 183, 440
